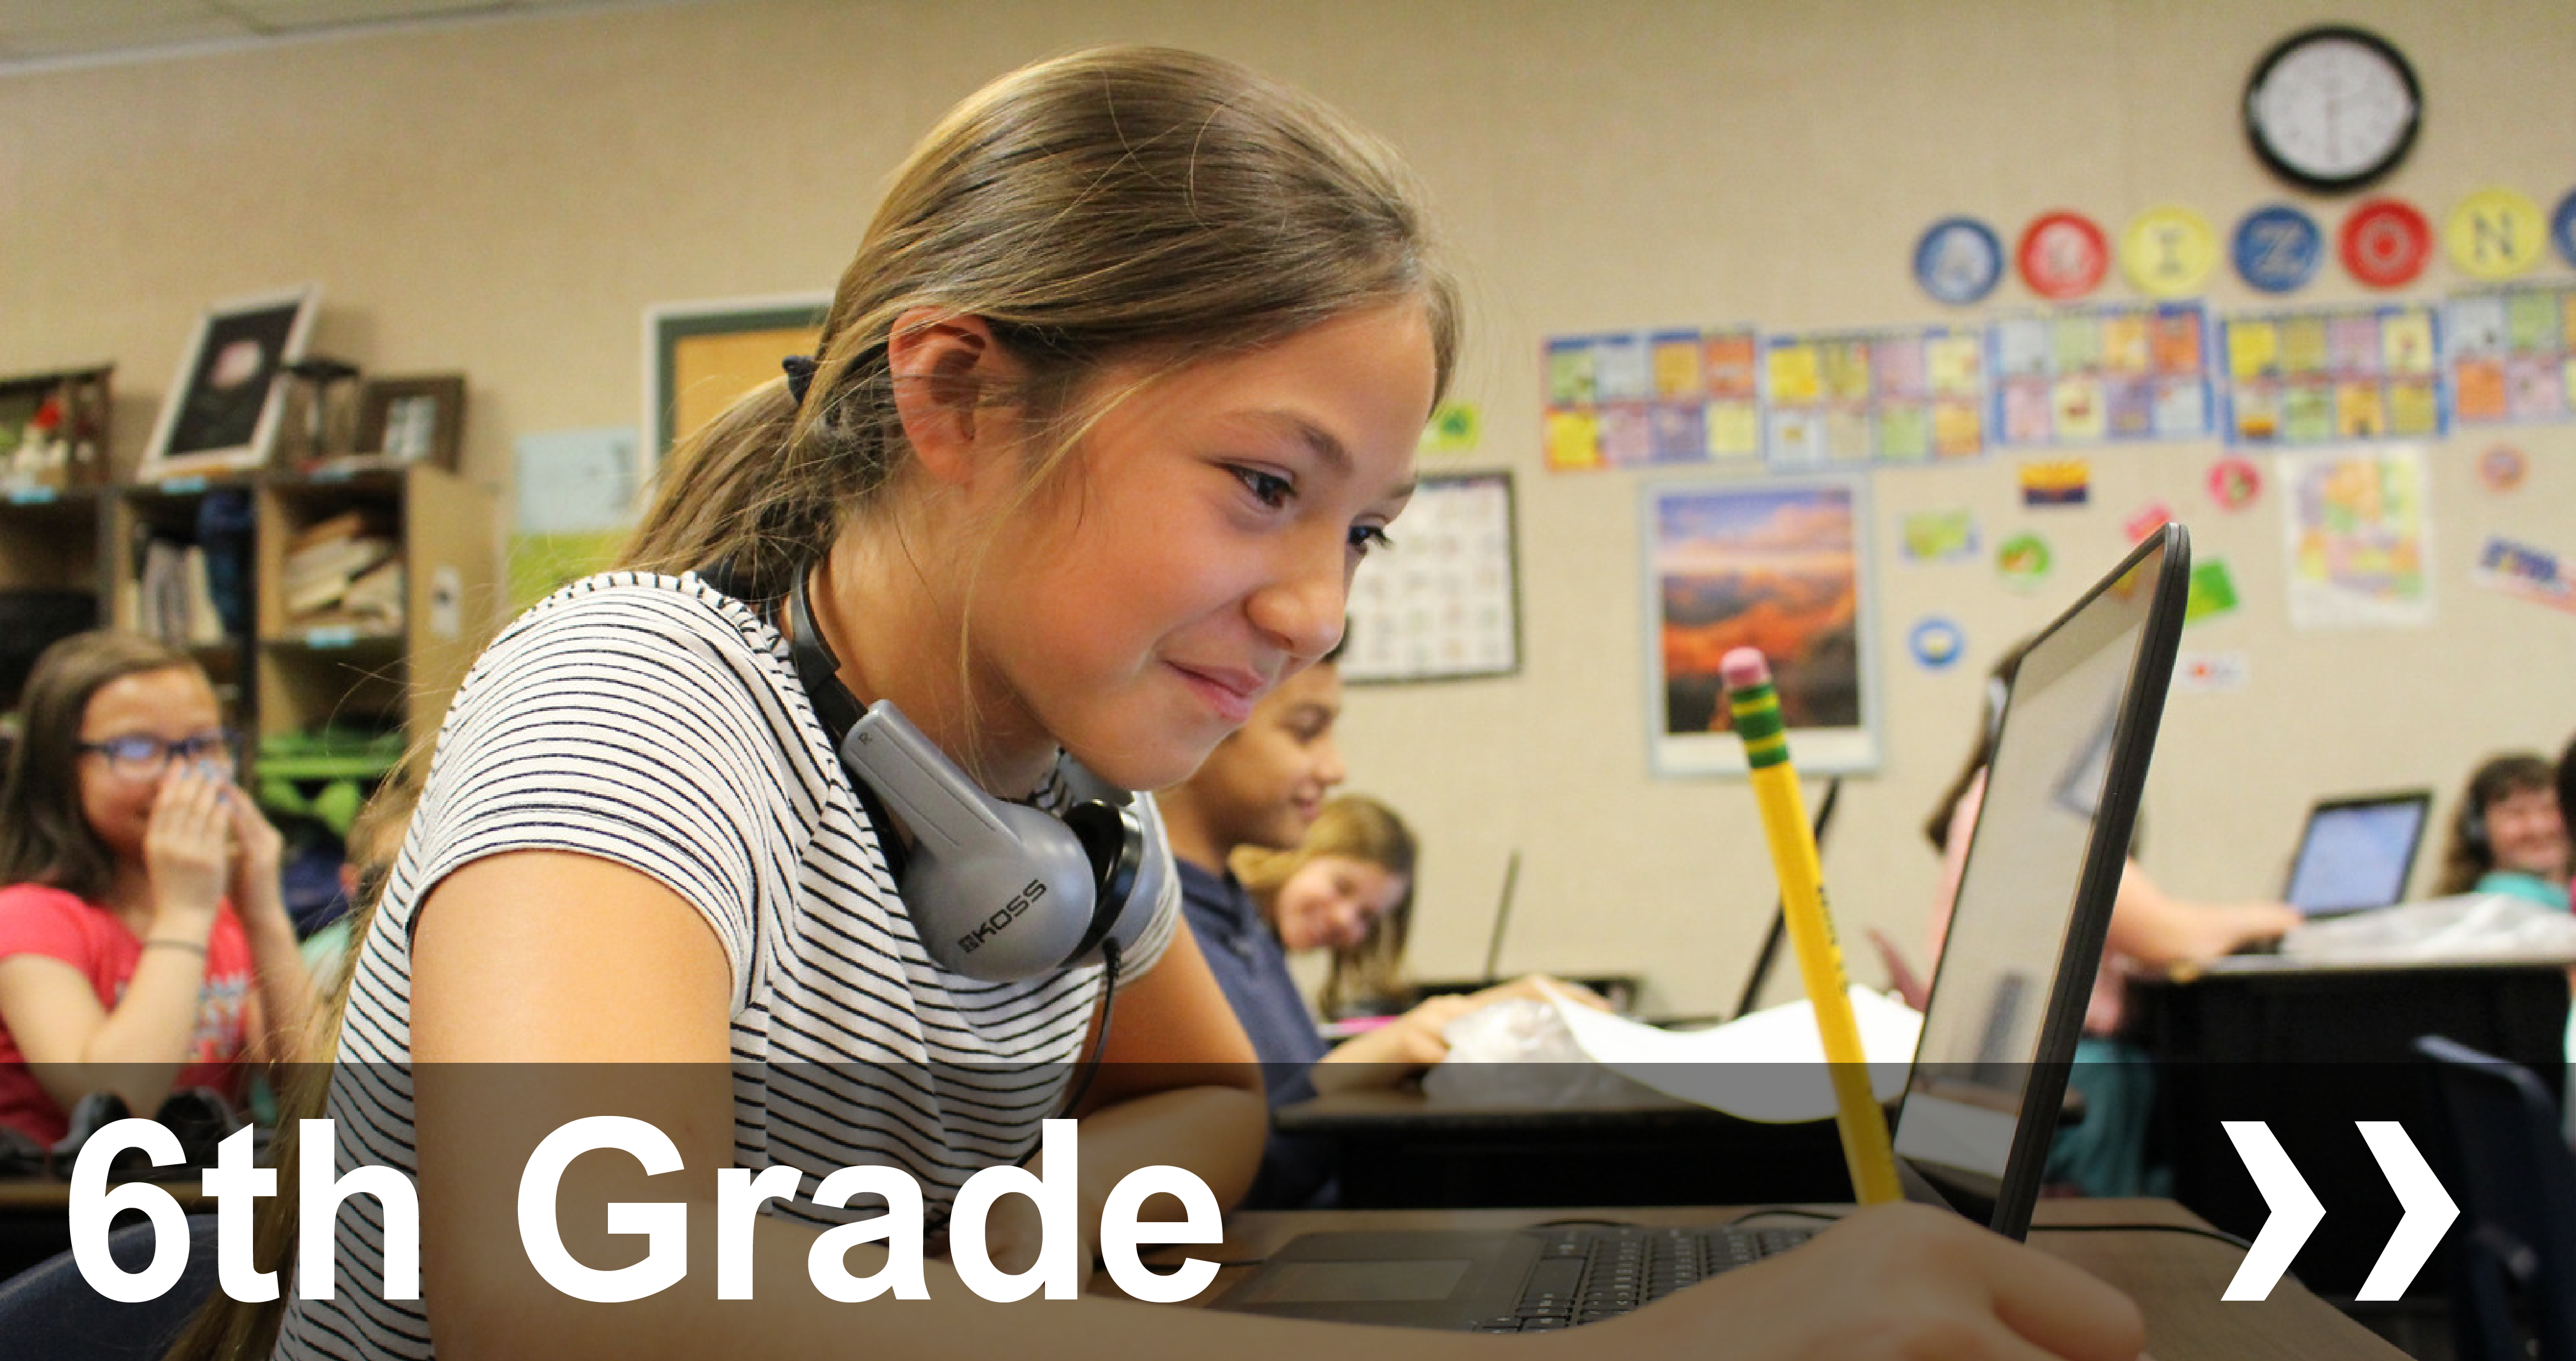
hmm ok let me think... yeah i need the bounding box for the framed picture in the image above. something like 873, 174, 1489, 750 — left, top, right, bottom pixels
139, 284, 319, 480
356, 374, 467, 470
1341, 471, 1521, 684
1643, 475, 1880, 776
644, 293, 829, 483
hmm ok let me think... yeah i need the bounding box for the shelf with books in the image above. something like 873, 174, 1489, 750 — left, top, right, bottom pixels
253, 462, 496, 746
8, 462, 496, 777
109, 477, 257, 712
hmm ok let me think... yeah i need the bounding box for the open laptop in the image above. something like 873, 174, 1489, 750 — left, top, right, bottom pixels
1213, 524, 2191, 1332
2280, 791, 2433, 917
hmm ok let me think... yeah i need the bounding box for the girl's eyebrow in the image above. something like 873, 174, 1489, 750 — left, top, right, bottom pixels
1241, 409, 1349, 473
1238, 409, 1416, 505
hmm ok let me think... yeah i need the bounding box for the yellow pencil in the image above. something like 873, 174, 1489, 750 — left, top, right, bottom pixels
1721, 647, 1903, 1205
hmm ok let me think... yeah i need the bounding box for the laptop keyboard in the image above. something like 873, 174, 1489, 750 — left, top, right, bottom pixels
1470, 1225, 1817, 1332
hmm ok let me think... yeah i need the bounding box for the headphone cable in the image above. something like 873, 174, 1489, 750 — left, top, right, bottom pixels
1052, 937, 1122, 1127
994, 937, 1122, 1175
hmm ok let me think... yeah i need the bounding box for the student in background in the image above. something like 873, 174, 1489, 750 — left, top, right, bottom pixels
1919, 640, 2298, 1197
1163, 668, 1610, 1208
1234, 793, 1419, 1019
2432, 752, 2571, 910
0, 631, 315, 1144
1157, 649, 1404, 1208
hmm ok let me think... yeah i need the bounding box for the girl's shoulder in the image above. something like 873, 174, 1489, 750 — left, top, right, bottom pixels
453, 569, 811, 724
0, 882, 94, 922
431, 568, 836, 808
0, 883, 112, 961
497, 569, 787, 660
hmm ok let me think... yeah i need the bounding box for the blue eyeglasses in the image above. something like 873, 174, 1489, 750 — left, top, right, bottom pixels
76, 731, 239, 782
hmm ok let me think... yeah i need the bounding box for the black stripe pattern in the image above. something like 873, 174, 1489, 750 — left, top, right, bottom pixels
275, 572, 1178, 1359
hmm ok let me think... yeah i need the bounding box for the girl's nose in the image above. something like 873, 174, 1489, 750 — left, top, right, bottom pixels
1245, 529, 1352, 661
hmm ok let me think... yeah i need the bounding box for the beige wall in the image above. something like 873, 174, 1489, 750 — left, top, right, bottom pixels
7, 0, 2573, 1013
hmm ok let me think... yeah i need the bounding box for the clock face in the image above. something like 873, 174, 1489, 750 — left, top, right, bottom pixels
2245, 27, 2420, 192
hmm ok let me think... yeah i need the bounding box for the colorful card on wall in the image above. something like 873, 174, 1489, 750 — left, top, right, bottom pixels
2175, 651, 2252, 693
1989, 303, 2211, 446
2473, 535, 2576, 616
2280, 445, 2433, 630
1763, 326, 1983, 467
2446, 284, 2576, 427
2184, 558, 2240, 623
2018, 459, 2091, 507
2222, 305, 2444, 446
1899, 508, 1980, 563
1544, 328, 1762, 471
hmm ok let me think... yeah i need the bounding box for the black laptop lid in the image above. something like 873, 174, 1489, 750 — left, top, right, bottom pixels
1891, 526, 2188, 1240
2283, 791, 2432, 915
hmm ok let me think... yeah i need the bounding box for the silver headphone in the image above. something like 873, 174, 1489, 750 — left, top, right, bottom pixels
788, 572, 1166, 981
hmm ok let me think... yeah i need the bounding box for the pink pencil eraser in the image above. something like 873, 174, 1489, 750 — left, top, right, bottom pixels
1719, 648, 1772, 692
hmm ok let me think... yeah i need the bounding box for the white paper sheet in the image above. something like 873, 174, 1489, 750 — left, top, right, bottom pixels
1548, 985, 1923, 1123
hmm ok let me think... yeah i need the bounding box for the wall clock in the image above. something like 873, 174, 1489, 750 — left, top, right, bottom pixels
2244, 26, 2420, 193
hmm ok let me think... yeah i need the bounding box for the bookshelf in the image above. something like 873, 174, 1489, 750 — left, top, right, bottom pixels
252, 464, 496, 745
78, 464, 501, 780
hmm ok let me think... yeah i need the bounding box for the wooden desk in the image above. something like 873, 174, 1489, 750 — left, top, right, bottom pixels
2131, 958, 2569, 1299
1276, 1084, 1850, 1208
1177, 1199, 2397, 1359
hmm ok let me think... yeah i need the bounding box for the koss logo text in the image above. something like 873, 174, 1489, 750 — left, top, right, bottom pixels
957, 880, 1047, 954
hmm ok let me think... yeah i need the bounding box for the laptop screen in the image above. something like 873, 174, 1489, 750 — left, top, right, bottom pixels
2284, 795, 2430, 914
1891, 534, 2178, 1235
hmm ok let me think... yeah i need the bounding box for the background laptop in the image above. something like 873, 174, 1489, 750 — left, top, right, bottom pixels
2281, 791, 2433, 917
1215, 526, 2191, 1332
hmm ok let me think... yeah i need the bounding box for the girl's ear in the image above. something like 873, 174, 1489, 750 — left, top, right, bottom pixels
886, 308, 1021, 487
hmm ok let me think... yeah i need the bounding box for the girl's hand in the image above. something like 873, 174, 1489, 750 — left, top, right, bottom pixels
1385, 992, 1480, 1064
143, 762, 231, 930
221, 772, 290, 922
1314, 992, 1477, 1088
1593, 1203, 2146, 1361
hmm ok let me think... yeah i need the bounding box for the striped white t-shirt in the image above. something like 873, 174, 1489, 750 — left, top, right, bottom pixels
275, 572, 1178, 1360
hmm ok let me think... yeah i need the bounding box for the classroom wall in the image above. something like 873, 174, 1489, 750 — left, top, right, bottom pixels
5, 0, 2572, 1013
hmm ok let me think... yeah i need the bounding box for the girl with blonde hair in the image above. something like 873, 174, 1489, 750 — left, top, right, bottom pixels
1234, 794, 1419, 1020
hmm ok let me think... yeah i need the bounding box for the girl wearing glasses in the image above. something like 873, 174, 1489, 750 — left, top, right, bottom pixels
0, 630, 315, 1144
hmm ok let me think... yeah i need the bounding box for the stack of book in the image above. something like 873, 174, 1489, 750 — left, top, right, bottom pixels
283, 511, 403, 630
138, 540, 226, 648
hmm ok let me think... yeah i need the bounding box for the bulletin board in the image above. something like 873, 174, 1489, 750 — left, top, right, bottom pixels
642, 293, 830, 473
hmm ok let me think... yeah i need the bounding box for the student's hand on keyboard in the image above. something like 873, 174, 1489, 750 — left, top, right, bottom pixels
1571, 1203, 2146, 1361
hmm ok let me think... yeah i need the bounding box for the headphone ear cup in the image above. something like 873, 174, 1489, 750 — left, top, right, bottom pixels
906, 798, 1102, 981
1044, 765, 1172, 966
836, 701, 1107, 982
2459, 802, 2490, 855
1060, 800, 1154, 965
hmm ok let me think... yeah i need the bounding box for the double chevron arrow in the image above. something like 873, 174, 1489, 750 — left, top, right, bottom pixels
2222, 1121, 2458, 1301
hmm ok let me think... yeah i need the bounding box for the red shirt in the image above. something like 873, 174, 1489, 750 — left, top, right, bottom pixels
0, 882, 254, 1144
